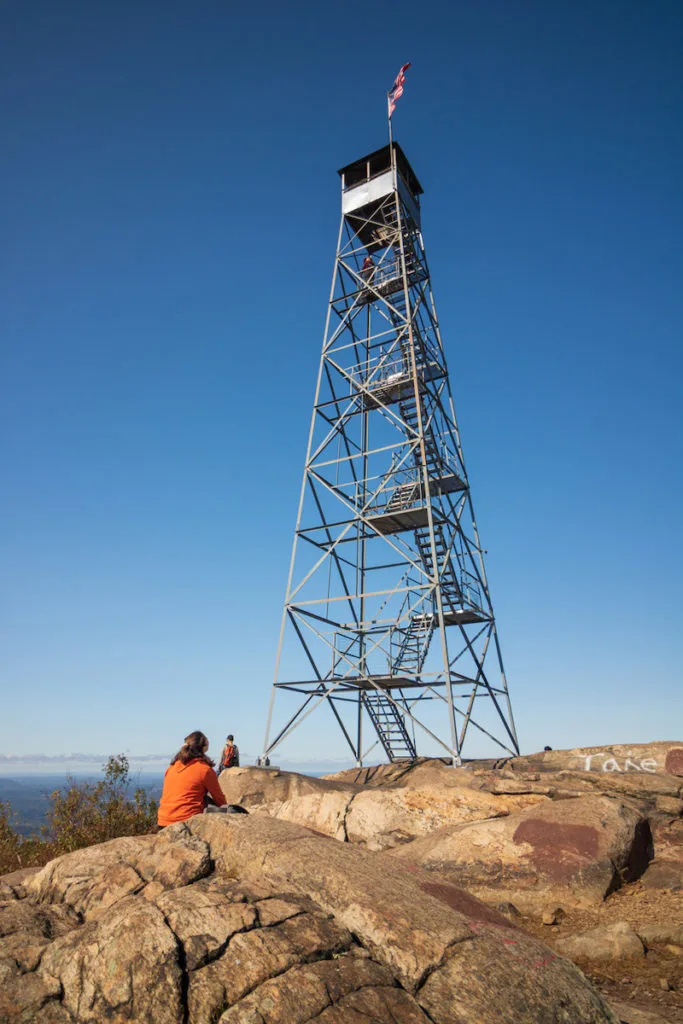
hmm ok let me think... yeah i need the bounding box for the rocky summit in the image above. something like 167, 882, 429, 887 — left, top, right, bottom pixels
0, 740, 681, 1023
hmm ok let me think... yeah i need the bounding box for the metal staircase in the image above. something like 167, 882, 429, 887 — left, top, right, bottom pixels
399, 397, 443, 475
364, 690, 416, 761
392, 612, 435, 675
415, 523, 462, 610
376, 256, 452, 685
384, 480, 420, 514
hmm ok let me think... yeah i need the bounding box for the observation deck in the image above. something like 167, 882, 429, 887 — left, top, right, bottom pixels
357, 256, 427, 305
354, 358, 446, 408
366, 473, 467, 535
338, 143, 423, 248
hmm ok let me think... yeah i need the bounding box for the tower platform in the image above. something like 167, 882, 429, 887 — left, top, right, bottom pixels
274, 671, 492, 694
363, 361, 446, 407
366, 473, 467, 534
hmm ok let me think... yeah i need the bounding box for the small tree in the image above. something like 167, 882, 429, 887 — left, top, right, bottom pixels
0, 802, 51, 873
0, 801, 22, 874
44, 754, 158, 855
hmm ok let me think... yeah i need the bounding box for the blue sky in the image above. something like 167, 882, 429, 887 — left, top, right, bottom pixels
1, 0, 681, 768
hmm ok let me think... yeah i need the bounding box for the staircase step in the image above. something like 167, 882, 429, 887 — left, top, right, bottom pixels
365, 691, 417, 762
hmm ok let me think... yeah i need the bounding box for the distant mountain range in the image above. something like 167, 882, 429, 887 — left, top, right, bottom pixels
0, 753, 170, 766
0, 753, 355, 773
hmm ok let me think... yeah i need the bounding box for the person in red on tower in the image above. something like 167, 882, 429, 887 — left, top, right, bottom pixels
219, 734, 240, 770
361, 254, 375, 285
157, 730, 226, 827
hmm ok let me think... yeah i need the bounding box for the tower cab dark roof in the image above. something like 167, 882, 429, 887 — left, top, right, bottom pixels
338, 143, 423, 199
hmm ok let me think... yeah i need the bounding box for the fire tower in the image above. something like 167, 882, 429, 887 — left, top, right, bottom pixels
262, 143, 519, 766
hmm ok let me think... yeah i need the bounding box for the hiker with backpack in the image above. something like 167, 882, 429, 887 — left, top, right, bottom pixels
219, 734, 240, 771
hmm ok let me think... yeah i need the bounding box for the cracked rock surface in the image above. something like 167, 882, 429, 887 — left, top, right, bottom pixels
0, 813, 620, 1023
218, 743, 682, 917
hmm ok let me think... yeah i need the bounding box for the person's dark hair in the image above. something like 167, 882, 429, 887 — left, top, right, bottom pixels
227, 734, 234, 742
171, 730, 215, 767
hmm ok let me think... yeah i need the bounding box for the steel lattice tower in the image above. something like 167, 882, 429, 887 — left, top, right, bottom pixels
262, 143, 519, 766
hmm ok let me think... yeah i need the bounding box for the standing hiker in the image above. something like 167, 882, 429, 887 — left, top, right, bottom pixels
219, 734, 240, 770
361, 254, 375, 285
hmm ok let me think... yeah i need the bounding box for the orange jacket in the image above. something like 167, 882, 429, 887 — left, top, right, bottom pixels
157, 758, 226, 826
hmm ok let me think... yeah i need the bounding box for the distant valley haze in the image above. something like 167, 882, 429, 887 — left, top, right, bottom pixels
0, 753, 356, 776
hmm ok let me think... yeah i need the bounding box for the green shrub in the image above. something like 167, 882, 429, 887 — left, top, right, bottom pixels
0, 801, 22, 873
0, 801, 53, 874
44, 754, 157, 855
0, 755, 158, 875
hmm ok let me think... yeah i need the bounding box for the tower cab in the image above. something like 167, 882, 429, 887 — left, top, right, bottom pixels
337, 142, 423, 252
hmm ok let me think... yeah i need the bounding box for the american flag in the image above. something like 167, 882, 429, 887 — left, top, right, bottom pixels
388, 62, 411, 117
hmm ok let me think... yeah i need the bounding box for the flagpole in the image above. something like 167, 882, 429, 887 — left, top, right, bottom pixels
387, 62, 410, 150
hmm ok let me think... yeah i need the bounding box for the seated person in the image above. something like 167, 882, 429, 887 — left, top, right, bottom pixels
157, 730, 227, 827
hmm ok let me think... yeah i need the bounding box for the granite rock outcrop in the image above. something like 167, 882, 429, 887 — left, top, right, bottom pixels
2, 740, 681, 1022
388, 794, 652, 910
1, 814, 620, 1023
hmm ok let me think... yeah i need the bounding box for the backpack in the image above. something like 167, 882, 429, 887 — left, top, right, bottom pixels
220, 743, 237, 770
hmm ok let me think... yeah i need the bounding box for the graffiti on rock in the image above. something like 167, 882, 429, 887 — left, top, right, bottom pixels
576, 753, 658, 773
